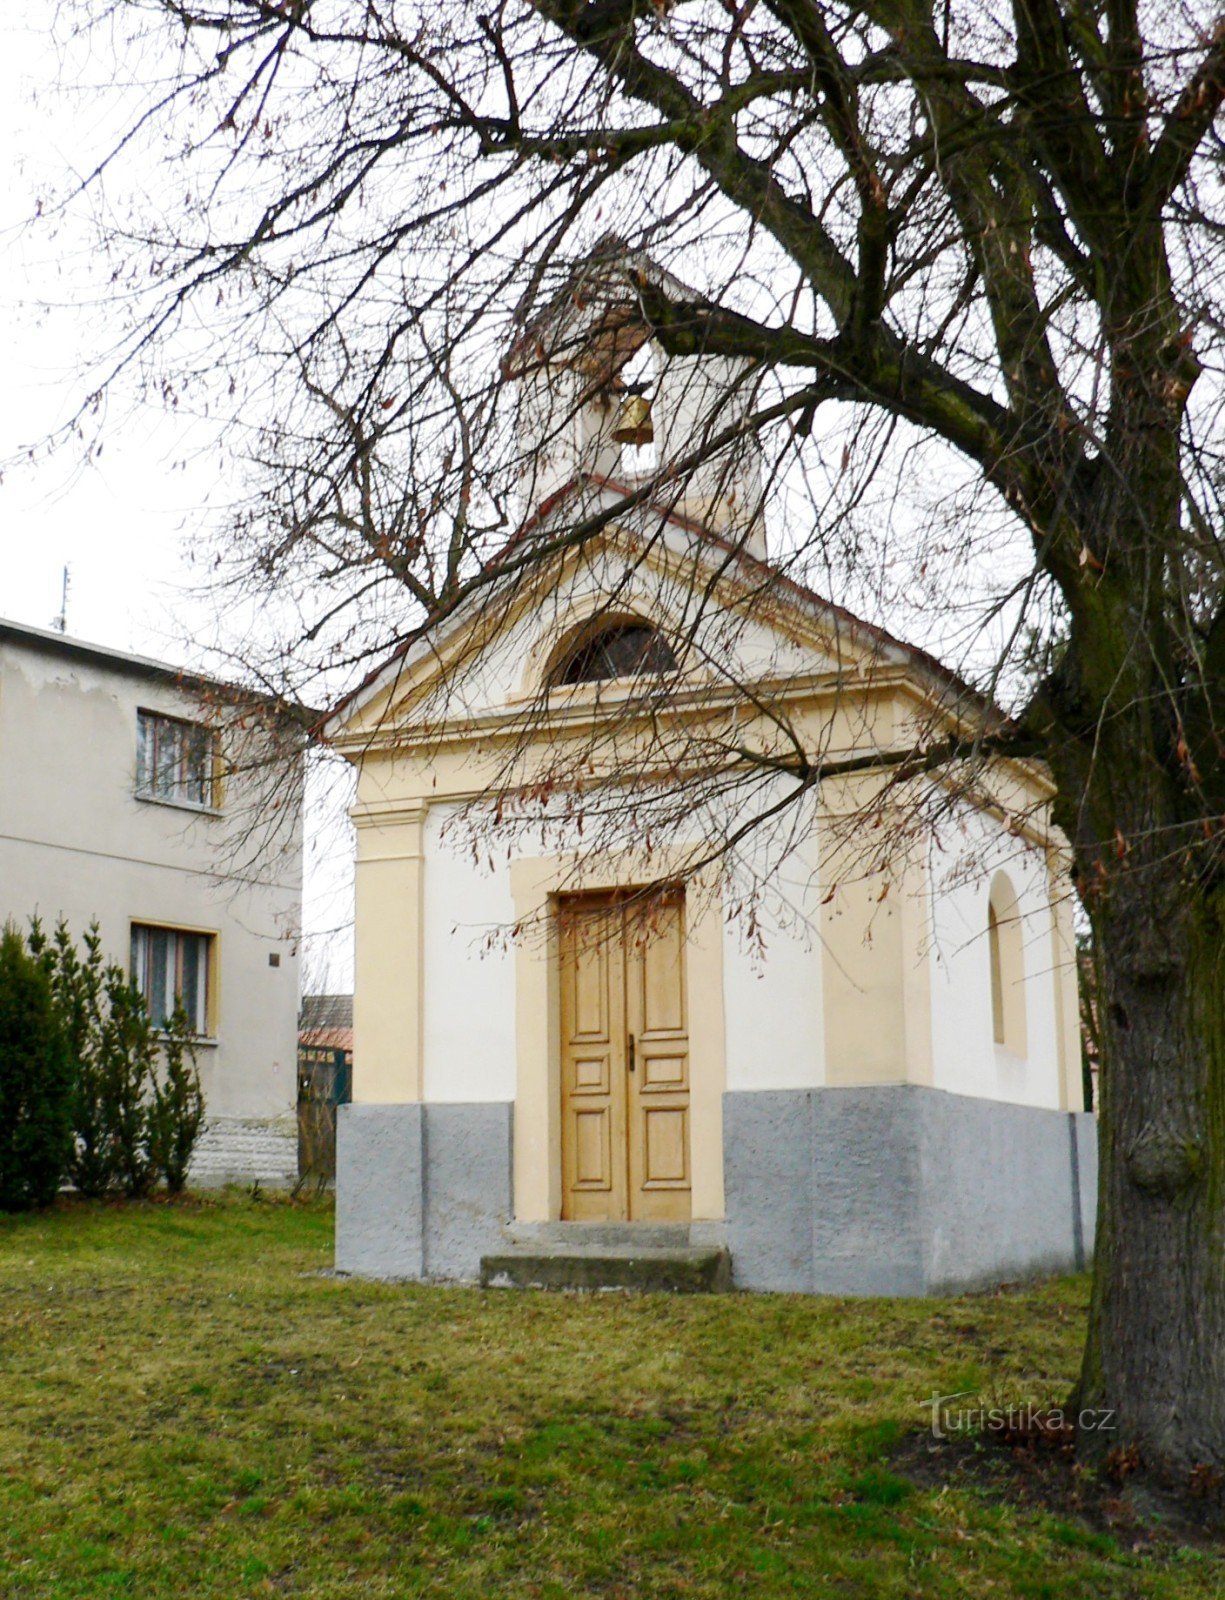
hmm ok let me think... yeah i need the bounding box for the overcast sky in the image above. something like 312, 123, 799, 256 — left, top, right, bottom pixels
0, 8, 355, 986
1, 11, 209, 653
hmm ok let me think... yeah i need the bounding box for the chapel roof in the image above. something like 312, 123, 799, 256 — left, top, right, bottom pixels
502, 238, 689, 381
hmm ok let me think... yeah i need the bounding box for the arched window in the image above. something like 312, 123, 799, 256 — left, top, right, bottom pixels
550, 619, 677, 687
987, 872, 1027, 1056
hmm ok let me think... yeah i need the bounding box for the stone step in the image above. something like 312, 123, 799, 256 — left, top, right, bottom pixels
503, 1221, 721, 1251
480, 1245, 733, 1294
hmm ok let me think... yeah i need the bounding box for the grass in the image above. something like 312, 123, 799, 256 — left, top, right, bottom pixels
0, 1195, 1220, 1598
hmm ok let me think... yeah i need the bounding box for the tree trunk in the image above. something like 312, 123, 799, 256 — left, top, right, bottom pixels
1038, 222, 1225, 1499
1075, 839, 1225, 1495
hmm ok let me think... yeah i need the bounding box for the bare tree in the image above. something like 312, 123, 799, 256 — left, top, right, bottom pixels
32, 0, 1225, 1500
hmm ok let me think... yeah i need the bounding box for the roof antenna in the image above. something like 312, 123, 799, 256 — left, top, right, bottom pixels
52, 566, 70, 634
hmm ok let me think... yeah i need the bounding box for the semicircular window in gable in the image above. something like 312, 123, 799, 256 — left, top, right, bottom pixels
552, 621, 677, 686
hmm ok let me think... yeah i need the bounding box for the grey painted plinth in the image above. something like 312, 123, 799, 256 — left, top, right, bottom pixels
335, 1102, 513, 1282
724, 1085, 1097, 1296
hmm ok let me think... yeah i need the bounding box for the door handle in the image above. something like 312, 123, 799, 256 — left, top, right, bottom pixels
627, 1033, 636, 1073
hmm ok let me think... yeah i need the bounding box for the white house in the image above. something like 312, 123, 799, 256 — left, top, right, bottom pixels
326, 262, 1096, 1293
0, 619, 304, 1184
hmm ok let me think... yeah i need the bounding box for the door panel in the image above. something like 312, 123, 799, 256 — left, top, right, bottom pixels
559, 897, 627, 1219
572, 1053, 610, 1091
571, 935, 609, 1040
639, 909, 686, 1034
573, 1106, 613, 1190
560, 890, 691, 1223
625, 892, 691, 1220
642, 1107, 688, 1185
641, 1053, 686, 1088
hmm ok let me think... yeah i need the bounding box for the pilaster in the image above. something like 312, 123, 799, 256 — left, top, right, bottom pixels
352, 800, 427, 1103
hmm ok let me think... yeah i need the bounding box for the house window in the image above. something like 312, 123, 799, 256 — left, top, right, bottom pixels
987, 873, 1027, 1056
130, 923, 214, 1035
136, 710, 217, 808
551, 620, 677, 686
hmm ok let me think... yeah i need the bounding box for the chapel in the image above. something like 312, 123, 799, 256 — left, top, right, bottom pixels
326, 256, 1095, 1293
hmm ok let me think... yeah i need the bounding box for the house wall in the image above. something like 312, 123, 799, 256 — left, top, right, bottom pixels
341, 756, 1092, 1285
348, 759, 1081, 1131
358, 784, 831, 1109
928, 802, 1077, 1110
0, 630, 303, 1180
421, 804, 518, 1103
722, 823, 827, 1092
416, 790, 829, 1104
817, 778, 933, 1091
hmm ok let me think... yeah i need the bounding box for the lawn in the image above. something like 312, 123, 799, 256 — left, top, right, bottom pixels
0, 1195, 1219, 1599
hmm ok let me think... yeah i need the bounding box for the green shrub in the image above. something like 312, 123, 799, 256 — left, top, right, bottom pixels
31, 919, 111, 1196
99, 968, 161, 1199
0, 923, 74, 1210
29, 919, 206, 1197
149, 1003, 205, 1194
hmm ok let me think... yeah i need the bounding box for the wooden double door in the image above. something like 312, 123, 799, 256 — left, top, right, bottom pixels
559, 890, 691, 1222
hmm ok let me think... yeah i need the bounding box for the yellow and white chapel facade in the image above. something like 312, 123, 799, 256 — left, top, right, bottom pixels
326, 264, 1095, 1294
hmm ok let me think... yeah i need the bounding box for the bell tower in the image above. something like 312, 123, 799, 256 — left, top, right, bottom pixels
506, 253, 766, 557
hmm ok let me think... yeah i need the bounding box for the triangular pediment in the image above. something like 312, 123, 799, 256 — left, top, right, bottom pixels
325, 483, 930, 753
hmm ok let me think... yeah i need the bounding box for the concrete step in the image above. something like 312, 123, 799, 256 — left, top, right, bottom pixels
480, 1245, 733, 1293
503, 1221, 726, 1250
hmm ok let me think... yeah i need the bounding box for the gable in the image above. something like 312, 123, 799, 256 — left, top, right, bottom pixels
326, 486, 907, 752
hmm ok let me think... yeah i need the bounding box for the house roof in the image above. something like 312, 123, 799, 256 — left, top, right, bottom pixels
300, 992, 354, 1032
0, 616, 320, 722
299, 993, 354, 1056
0, 616, 250, 695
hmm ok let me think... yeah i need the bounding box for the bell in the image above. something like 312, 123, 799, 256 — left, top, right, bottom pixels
610, 391, 654, 446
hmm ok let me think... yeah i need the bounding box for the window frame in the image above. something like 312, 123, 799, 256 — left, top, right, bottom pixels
129, 920, 218, 1040
135, 708, 222, 813
987, 873, 1028, 1058
547, 616, 679, 690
